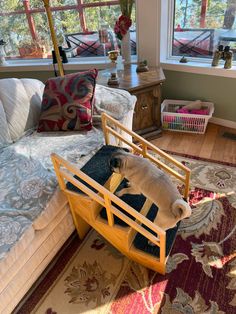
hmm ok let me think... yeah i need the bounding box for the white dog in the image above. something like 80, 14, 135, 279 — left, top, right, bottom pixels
110, 150, 191, 231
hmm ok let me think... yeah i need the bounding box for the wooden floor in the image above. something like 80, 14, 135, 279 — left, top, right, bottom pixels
151, 123, 236, 164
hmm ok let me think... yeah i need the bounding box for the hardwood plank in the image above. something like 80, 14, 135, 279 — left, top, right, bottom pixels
152, 130, 174, 150
199, 123, 218, 159
150, 123, 236, 164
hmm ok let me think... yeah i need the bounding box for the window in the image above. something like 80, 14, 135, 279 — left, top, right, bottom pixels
169, 0, 236, 61
0, 0, 136, 62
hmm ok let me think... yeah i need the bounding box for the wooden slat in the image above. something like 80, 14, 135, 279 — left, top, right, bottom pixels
60, 169, 105, 206
146, 153, 186, 182
105, 126, 143, 153
102, 112, 190, 173
104, 194, 114, 227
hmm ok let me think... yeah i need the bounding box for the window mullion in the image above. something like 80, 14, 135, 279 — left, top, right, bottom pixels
23, 0, 37, 41
76, 0, 87, 32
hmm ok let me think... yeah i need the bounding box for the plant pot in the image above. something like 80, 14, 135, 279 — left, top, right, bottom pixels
18, 46, 47, 59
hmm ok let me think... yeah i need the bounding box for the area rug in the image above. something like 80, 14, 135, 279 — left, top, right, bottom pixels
16, 154, 236, 314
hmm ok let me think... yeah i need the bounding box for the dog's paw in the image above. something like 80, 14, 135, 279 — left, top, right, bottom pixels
116, 190, 123, 197
124, 181, 131, 188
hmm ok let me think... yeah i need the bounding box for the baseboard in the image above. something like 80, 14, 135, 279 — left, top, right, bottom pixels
209, 117, 236, 129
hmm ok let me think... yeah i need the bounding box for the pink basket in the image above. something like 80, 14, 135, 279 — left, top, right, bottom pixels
161, 100, 214, 134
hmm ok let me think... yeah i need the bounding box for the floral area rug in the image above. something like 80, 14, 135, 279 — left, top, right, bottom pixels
16, 155, 236, 314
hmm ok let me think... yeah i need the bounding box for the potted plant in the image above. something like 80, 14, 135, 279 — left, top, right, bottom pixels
18, 38, 48, 58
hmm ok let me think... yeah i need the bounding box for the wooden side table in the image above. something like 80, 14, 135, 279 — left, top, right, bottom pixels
97, 64, 166, 139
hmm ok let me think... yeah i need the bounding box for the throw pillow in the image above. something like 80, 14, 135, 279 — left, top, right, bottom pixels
37, 69, 98, 132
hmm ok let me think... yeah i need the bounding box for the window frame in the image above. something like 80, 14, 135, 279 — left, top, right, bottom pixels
160, 0, 236, 79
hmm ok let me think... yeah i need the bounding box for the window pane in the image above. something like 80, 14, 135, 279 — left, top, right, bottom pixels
0, 13, 32, 59
52, 10, 82, 41
29, 0, 76, 7
85, 5, 121, 30
0, 1, 24, 12
173, 0, 236, 59
0, 0, 136, 61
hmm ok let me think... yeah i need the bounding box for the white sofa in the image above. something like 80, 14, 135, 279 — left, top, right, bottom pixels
0, 77, 136, 314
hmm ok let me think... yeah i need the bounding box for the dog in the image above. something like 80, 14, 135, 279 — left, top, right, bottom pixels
110, 150, 191, 231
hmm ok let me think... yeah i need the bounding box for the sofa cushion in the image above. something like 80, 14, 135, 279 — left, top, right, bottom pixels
37, 70, 98, 132
0, 78, 45, 141
0, 100, 12, 148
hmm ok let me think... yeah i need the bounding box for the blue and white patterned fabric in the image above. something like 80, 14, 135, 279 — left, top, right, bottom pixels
0, 128, 104, 260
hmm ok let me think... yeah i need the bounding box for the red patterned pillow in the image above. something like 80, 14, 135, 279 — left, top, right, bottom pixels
37, 69, 98, 132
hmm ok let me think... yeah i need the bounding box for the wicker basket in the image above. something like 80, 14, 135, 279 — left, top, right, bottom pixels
161, 99, 214, 134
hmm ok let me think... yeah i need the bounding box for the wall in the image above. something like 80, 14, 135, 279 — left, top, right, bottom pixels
136, 0, 160, 66
162, 70, 236, 123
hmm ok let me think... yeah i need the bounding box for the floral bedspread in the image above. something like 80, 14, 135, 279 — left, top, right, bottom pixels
0, 128, 104, 260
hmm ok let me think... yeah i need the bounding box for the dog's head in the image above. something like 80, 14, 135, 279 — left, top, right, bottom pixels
109, 149, 132, 174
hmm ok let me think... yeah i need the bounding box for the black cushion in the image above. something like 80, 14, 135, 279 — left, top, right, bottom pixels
133, 206, 180, 257
100, 179, 147, 226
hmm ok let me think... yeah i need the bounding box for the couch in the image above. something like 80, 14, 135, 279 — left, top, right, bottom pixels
0, 77, 136, 314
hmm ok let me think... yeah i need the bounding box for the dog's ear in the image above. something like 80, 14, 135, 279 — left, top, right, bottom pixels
123, 147, 130, 153
110, 157, 121, 169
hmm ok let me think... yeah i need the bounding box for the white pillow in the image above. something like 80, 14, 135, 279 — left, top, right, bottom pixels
0, 99, 12, 148
0, 78, 45, 141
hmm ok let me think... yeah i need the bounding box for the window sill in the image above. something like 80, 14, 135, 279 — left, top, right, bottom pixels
0, 58, 108, 72
160, 59, 236, 78
0, 56, 137, 73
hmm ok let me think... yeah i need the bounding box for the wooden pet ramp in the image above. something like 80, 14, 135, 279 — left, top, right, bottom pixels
51, 113, 191, 274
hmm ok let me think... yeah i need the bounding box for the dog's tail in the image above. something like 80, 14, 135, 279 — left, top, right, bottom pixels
171, 199, 192, 220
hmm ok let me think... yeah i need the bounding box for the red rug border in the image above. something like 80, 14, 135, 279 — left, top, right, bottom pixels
14, 153, 235, 313
163, 150, 236, 167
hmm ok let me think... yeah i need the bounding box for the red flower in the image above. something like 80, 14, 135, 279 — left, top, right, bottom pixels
114, 15, 132, 40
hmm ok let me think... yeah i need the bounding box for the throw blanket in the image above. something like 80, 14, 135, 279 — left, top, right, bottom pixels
0, 86, 135, 260
0, 128, 104, 260
93, 84, 136, 123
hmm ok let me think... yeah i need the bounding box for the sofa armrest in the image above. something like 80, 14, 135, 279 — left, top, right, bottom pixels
0, 78, 45, 141
93, 84, 136, 145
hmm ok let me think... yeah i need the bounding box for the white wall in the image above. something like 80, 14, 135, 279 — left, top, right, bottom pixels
136, 0, 160, 66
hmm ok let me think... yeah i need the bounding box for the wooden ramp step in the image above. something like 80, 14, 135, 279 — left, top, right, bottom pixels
51, 144, 185, 274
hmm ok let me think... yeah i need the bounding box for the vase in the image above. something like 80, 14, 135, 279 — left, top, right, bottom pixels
0, 45, 7, 65
121, 29, 131, 64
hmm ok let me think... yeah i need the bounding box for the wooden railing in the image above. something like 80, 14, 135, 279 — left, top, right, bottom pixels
101, 112, 191, 199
